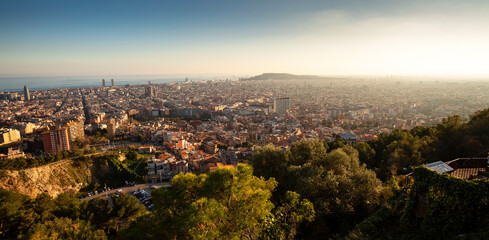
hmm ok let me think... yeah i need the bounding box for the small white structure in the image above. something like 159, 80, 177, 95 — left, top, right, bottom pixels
425, 161, 454, 174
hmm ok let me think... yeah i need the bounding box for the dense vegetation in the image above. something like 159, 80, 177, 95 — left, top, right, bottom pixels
80, 154, 143, 194
345, 167, 489, 239
250, 108, 489, 238
252, 140, 383, 238
358, 109, 489, 180
0, 148, 96, 170
119, 164, 315, 240
402, 167, 489, 238
0, 190, 145, 239
124, 150, 149, 177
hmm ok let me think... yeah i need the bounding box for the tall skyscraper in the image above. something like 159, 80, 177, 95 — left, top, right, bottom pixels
102, 79, 106, 87
111, 78, 114, 87
41, 126, 70, 154
273, 98, 291, 115
24, 85, 30, 101
145, 81, 156, 98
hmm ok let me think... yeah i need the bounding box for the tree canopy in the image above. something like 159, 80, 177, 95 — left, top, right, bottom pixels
252, 139, 382, 238
121, 164, 314, 240
0, 189, 145, 240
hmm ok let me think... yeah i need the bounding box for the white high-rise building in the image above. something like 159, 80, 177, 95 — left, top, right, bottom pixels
273, 98, 291, 114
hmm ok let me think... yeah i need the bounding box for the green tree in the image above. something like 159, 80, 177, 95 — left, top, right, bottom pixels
150, 164, 276, 239
325, 137, 345, 152
111, 194, 146, 232
53, 193, 82, 220
132, 164, 314, 240
82, 194, 145, 234
295, 146, 382, 237
82, 198, 113, 232
354, 142, 376, 169
26, 217, 107, 240
287, 139, 327, 166
0, 189, 37, 238
410, 125, 433, 138
382, 134, 430, 177
252, 144, 287, 187
125, 151, 138, 162
261, 191, 315, 240
252, 140, 382, 238
433, 115, 466, 160
32, 193, 55, 223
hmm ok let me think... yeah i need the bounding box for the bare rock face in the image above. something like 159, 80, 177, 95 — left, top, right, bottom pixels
0, 160, 92, 198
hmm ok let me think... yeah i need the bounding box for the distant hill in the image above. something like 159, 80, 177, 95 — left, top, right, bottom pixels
241, 73, 334, 81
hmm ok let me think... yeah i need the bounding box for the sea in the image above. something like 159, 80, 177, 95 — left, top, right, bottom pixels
0, 75, 195, 92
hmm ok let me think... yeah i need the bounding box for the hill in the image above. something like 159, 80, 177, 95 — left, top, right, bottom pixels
241, 73, 337, 81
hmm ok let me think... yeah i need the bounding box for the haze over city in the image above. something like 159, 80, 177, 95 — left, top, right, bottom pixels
1, 0, 489, 77
4, 1, 489, 240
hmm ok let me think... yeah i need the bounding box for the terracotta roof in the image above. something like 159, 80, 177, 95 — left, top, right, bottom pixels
449, 168, 486, 180
209, 163, 235, 171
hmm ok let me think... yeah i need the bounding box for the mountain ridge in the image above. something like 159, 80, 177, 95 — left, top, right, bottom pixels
241, 73, 339, 81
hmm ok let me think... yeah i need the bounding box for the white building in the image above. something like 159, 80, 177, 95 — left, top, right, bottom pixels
273, 98, 291, 114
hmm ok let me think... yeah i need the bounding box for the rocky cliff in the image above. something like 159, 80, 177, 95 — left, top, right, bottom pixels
0, 159, 92, 198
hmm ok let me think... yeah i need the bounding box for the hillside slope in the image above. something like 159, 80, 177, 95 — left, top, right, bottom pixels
0, 159, 92, 198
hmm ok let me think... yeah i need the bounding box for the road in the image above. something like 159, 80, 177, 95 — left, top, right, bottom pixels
91, 140, 141, 150
81, 181, 171, 202
52, 96, 68, 115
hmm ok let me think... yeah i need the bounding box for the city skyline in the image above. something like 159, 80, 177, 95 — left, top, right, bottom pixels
1, 0, 489, 77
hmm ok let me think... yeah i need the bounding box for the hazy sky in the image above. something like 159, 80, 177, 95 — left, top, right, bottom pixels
1, 0, 489, 77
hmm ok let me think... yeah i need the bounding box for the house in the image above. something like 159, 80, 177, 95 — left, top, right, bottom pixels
445, 158, 489, 180
424, 158, 489, 180
138, 145, 154, 154
337, 131, 357, 145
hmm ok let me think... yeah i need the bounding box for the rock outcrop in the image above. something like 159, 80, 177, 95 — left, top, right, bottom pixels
0, 160, 91, 198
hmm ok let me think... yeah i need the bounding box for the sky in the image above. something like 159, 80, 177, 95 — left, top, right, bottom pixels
1, 0, 489, 77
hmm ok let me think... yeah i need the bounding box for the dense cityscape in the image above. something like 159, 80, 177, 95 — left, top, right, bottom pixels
4, 0, 489, 239
2, 74, 489, 170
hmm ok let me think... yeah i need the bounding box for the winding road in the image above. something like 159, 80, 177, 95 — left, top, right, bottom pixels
81, 181, 171, 202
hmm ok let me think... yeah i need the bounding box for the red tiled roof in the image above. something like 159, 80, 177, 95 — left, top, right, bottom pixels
450, 168, 486, 180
